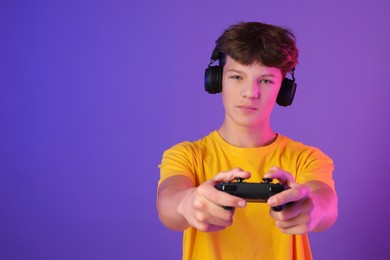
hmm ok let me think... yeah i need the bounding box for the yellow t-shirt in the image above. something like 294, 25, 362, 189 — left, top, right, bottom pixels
159, 131, 335, 260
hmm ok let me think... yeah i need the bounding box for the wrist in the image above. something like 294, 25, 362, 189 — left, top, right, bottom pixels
176, 187, 197, 230
310, 184, 338, 232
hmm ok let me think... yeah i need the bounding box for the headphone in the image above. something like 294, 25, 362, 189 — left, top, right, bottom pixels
204, 47, 297, 107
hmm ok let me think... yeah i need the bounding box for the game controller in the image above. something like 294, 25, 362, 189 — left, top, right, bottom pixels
215, 178, 289, 211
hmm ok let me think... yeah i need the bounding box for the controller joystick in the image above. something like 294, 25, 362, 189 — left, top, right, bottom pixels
262, 178, 272, 184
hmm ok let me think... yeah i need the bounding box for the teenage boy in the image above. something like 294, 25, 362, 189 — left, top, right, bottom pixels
157, 21, 338, 260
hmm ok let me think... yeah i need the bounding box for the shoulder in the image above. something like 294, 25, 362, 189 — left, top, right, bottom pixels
279, 135, 333, 162
163, 132, 215, 157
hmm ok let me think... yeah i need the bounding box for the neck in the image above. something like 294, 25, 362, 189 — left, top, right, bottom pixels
218, 122, 277, 148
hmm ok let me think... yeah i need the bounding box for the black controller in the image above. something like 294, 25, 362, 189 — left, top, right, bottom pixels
215, 178, 289, 211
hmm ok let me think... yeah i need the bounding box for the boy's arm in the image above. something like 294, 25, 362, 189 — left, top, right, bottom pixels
157, 175, 195, 231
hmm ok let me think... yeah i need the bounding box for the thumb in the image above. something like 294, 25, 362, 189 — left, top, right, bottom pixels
213, 168, 251, 183
264, 166, 295, 186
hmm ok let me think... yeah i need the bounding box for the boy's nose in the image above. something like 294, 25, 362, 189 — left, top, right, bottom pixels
242, 81, 260, 98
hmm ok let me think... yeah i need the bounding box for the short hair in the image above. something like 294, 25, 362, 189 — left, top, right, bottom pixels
215, 21, 299, 76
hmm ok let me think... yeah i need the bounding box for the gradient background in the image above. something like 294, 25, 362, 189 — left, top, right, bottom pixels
1, 0, 389, 259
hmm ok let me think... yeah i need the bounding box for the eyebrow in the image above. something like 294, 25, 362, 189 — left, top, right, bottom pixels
259, 74, 277, 78
226, 69, 277, 77
226, 69, 244, 74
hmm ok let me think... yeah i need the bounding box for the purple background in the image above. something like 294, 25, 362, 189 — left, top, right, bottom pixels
1, 0, 389, 259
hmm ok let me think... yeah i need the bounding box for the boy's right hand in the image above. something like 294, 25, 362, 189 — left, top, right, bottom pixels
177, 168, 251, 232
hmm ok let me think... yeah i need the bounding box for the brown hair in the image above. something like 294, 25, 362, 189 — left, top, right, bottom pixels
215, 21, 299, 76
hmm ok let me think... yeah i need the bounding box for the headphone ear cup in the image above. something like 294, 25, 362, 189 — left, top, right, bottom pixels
277, 78, 297, 106
204, 65, 222, 94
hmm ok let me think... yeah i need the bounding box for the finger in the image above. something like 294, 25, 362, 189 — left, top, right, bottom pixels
269, 199, 304, 221
276, 214, 314, 235
192, 196, 235, 230
190, 216, 227, 232
212, 168, 251, 183
195, 222, 229, 232
206, 205, 236, 226
264, 166, 295, 186
278, 222, 311, 235
270, 202, 313, 235
268, 183, 310, 207
194, 210, 234, 230
279, 225, 311, 235
199, 180, 247, 208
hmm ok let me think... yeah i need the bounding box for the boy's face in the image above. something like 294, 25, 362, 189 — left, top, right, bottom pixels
221, 56, 283, 128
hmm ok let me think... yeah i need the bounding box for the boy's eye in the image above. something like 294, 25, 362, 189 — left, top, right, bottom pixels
260, 79, 273, 84
230, 75, 242, 80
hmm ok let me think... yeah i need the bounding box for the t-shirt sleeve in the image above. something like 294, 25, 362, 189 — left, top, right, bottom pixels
158, 142, 196, 187
296, 147, 335, 191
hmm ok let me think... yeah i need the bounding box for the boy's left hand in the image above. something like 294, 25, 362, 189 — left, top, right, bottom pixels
264, 167, 323, 235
